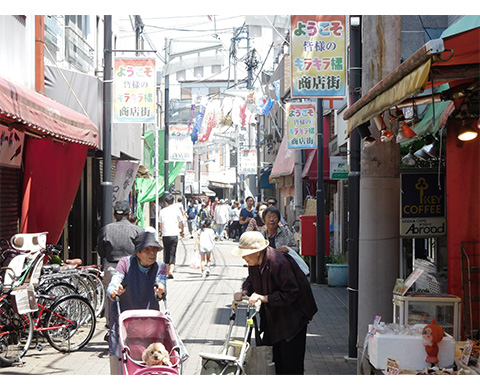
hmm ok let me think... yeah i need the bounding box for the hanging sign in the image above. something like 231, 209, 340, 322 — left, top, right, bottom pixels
400, 173, 446, 237
290, 15, 346, 99
0, 125, 24, 168
114, 58, 156, 123
286, 102, 317, 149
112, 160, 140, 205
330, 156, 349, 179
169, 125, 193, 162
239, 149, 257, 175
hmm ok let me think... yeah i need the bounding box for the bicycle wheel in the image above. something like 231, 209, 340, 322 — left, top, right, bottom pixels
85, 269, 105, 318
0, 300, 33, 366
43, 294, 96, 352
78, 272, 100, 317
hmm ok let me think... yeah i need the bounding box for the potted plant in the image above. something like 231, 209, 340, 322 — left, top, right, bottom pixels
325, 253, 348, 287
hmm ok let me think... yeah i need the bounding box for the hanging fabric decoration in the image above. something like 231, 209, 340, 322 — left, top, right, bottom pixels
239, 100, 247, 127
198, 101, 220, 143
272, 80, 280, 102
187, 104, 196, 133
190, 105, 205, 144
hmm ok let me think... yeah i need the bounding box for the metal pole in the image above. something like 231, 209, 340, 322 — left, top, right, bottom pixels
316, 98, 326, 284
347, 15, 362, 360
257, 116, 262, 202
101, 15, 113, 228
164, 38, 170, 193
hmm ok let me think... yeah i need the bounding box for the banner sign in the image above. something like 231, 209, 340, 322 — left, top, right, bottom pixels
112, 160, 140, 205
0, 124, 24, 168
239, 149, 257, 175
286, 102, 317, 149
400, 173, 446, 237
290, 15, 346, 98
169, 125, 193, 162
114, 58, 156, 123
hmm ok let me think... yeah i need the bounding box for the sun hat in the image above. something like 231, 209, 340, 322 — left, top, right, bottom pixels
114, 200, 131, 215
134, 231, 163, 253
231, 231, 269, 257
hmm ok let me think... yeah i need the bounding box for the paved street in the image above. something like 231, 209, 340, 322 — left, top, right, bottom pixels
0, 235, 357, 380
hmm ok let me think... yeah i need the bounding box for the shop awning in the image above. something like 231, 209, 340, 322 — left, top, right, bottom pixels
301, 148, 332, 181
260, 168, 274, 189
343, 16, 480, 133
0, 76, 99, 148
270, 133, 295, 178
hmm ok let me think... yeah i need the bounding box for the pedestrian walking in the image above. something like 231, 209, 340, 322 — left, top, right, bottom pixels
186, 199, 199, 238
232, 231, 318, 375
97, 200, 144, 325
229, 200, 242, 241
239, 196, 255, 235
246, 202, 267, 232
261, 206, 299, 252
197, 202, 211, 229
159, 193, 185, 279
194, 218, 215, 277
213, 199, 230, 240
106, 231, 166, 374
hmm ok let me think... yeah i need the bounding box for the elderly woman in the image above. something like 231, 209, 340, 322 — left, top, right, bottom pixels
261, 206, 299, 252
107, 231, 167, 375
233, 231, 317, 375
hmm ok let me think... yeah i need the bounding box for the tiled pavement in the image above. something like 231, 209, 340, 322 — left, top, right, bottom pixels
0, 235, 357, 378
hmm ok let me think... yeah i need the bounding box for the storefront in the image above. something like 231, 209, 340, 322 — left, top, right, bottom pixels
343, 16, 480, 374
0, 75, 99, 245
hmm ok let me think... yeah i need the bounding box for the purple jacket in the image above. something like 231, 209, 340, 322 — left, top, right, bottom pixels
242, 246, 318, 345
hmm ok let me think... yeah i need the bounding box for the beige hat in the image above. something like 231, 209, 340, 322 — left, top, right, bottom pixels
231, 231, 269, 257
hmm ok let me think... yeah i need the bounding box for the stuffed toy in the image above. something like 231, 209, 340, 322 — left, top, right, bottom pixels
422, 318, 444, 364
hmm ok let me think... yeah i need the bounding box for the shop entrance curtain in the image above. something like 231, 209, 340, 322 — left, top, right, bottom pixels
20, 137, 88, 244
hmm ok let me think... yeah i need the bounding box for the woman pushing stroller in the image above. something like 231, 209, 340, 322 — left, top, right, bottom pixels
106, 231, 167, 375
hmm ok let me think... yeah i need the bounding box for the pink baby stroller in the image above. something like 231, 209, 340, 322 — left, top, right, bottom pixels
117, 299, 189, 375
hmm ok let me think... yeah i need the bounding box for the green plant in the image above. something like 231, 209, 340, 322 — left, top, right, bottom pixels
325, 252, 348, 264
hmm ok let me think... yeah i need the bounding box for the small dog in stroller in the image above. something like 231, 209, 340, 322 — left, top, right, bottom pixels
142, 342, 172, 367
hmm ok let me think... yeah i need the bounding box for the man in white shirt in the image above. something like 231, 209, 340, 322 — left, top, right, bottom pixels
213, 199, 230, 240
159, 193, 185, 278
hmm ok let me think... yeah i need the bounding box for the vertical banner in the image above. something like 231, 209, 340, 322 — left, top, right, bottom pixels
185, 170, 195, 194
290, 15, 346, 98
286, 102, 317, 149
114, 58, 156, 123
112, 160, 140, 205
169, 125, 193, 162
239, 149, 257, 175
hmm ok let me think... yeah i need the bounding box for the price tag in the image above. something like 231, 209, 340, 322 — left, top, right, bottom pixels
386, 357, 400, 375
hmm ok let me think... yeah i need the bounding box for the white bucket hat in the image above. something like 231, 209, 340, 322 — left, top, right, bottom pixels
231, 231, 269, 257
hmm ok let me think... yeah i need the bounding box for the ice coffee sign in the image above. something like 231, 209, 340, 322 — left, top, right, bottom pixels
401, 173, 446, 237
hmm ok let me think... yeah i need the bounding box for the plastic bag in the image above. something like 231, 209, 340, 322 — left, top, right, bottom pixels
189, 250, 201, 269
286, 247, 310, 275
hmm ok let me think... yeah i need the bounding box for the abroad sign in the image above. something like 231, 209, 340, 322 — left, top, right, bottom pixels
400, 173, 446, 237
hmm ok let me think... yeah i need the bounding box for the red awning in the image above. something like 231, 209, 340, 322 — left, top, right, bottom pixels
270, 133, 295, 178
301, 148, 332, 181
0, 76, 99, 148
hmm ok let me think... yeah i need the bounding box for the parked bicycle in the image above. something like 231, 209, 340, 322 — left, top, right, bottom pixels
0, 233, 96, 367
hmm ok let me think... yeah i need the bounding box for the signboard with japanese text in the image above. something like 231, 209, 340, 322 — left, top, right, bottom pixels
169, 125, 193, 162
112, 160, 139, 205
400, 173, 446, 237
239, 149, 257, 175
290, 15, 346, 98
286, 102, 317, 149
114, 58, 156, 123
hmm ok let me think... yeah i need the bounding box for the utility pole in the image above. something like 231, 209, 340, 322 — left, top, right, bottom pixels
347, 15, 362, 360
101, 15, 113, 228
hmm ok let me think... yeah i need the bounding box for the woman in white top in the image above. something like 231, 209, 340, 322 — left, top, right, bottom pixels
194, 218, 216, 277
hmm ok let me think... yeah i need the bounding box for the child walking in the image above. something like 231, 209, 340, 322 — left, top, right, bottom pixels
194, 218, 216, 277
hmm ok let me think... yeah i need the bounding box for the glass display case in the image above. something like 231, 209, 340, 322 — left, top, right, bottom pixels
393, 293, 461, 340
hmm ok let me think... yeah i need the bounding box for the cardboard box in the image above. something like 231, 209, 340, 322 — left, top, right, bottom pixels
368, 327, 455, 371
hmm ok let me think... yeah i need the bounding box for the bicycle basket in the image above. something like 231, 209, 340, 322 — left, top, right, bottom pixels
11, 285, 37, 314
